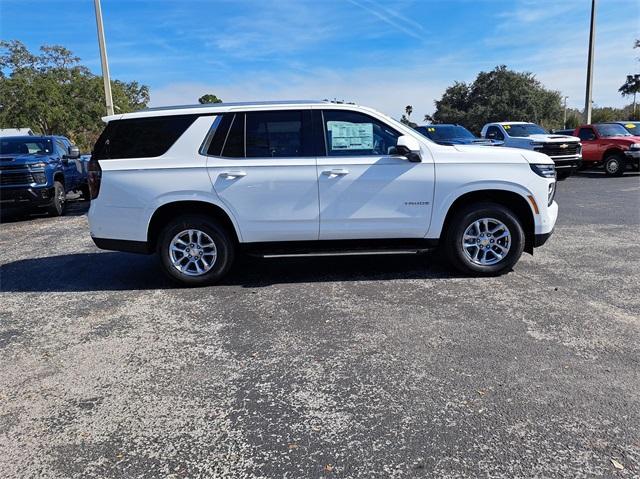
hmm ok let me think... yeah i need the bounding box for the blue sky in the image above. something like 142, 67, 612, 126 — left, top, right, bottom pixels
1, 0, 637, 121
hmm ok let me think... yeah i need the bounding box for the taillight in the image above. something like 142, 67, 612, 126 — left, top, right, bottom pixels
88, 157, 102, 199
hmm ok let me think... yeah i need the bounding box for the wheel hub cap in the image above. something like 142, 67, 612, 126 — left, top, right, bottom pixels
169, 229, 217, 276
462, 218, 511, 266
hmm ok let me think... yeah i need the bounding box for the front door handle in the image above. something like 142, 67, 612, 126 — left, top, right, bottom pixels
323, 168, 349, 178
220, 170, 247, 179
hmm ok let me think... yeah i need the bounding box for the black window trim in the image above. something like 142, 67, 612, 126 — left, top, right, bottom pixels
201, 109, 319, 160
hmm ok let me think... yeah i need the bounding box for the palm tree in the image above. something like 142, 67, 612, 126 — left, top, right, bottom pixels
620, 74, 640, 119
405, 105, 413, 120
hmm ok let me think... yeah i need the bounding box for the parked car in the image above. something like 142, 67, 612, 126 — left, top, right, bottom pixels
481, 122, 582, 179
572, 123, 640, 176
0, 135, 89, 216
613, 121, 640, 135
414, 124, 503, 146
88, 100, 558, 285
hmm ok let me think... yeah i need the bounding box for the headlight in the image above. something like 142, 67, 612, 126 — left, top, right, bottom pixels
28, 162, 47, 169
630, 143, 640, 150
530, 142, 543, 148
32, 172, 46, 184
530, 163, 556, 178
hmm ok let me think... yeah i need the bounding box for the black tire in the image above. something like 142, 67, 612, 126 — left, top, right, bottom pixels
443, 202, 525, 276
604, 153, 626, 177
79, 183, 91, 201
556, 170, 571, 180
157, 214, 235, 286
47, 180, 66, 217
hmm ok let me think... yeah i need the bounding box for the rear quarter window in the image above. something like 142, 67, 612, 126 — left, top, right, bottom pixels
92, 115, 197, 160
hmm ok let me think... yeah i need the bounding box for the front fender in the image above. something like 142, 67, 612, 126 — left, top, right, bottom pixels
427, 180, 535, 238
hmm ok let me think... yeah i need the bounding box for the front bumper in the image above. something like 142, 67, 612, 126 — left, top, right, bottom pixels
624, 150, 640, 169
550, 155, 582, 170
0, 186, 55, 209
534, 229, 554, 247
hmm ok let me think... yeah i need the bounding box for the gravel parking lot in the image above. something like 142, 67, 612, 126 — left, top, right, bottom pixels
1, 172, 639, 478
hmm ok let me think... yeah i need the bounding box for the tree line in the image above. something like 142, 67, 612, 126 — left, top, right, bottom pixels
1, 40, 638, 152
0, 40, 149, 151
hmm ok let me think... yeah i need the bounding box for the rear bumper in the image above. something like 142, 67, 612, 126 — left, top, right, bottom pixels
92, 236, 151, 254
0, 186, 54, 209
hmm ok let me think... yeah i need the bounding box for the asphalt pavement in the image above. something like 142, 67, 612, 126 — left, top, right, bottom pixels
1, 172, 639, 478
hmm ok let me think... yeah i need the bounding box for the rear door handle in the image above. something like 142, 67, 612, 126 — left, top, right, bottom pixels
220, 170, 247, 179
323, 168, 349, 178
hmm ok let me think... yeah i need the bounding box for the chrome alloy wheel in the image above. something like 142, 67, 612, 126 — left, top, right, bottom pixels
169, 229, 218, 276
462, 218, 511, 266
606, 158, 620, 174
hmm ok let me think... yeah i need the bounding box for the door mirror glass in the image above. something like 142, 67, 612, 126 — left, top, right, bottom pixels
395, 135, 422, 162
66, 145, 81, 159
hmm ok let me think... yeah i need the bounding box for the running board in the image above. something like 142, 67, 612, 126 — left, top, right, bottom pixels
241, 238, 439, 257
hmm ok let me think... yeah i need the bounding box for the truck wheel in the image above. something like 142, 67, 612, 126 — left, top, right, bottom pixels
157, 214, 235, 286
443, 202, 525, 276
47, 181, 67, 217
604, 153, 625, 177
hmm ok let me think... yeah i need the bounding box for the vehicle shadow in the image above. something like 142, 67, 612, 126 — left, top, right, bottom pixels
573, 170, 640, 179
0, 198, 89, 223
0, 250, 463, 293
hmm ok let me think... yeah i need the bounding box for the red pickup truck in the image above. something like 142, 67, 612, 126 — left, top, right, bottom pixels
557, 123, 640, 176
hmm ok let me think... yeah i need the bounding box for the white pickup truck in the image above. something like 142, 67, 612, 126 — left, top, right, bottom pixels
481, 122, 582, 179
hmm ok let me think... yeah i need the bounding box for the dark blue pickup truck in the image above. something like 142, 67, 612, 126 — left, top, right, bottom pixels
0, 135, 90, 216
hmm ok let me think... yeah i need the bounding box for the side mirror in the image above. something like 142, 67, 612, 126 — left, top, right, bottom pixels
395, 135, 422, 162
65, 145, 80, 159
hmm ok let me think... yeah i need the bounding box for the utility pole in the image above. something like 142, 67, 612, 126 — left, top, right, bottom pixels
94, 0, 114, 116
563, 96, 569, 129
583, 0, 596, 124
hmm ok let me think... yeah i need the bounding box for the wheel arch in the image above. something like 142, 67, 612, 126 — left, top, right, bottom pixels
147, 200, 241, 252
603, 147, 625, 160
438, 189, 536, 254
53, 171, 65, 185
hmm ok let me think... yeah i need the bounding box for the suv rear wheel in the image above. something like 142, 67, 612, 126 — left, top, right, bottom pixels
158, 214, 235, 286
604, 153, 625, 177
444, 202, 525, 276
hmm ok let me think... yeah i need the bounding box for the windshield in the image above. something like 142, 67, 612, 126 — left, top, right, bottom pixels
620, 122, 640, 134
418, 125, 476, 140
596, 123, 632, 137
0, 138, 52, 155
504, 124, 547, 137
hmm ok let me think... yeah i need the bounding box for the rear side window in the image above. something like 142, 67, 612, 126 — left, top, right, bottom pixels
93, 115, 197, 160
222, 113, 245, 158
486, 126, 504, 141
246, 110, 312, 158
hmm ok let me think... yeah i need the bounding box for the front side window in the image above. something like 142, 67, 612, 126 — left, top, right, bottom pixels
578, 127, 596, 141
486, 126, 504, 141
246, 110, 309, 157
323, 110, 400, 156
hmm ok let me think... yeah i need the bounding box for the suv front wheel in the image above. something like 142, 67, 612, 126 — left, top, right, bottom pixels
158, 214, 235, 286
444, 202, 525, 276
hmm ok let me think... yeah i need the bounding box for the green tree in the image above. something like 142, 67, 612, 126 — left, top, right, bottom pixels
198, 94, 223, 104
433, 65, 563, 133
0, 40, 149, 151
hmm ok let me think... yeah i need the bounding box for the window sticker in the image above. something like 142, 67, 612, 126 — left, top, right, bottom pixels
503, 125, 511, 129
327, 121, 373, 151
428, 127, 435, 132
625, 123, 636, 129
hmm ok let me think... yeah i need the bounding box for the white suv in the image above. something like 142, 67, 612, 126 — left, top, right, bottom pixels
87, 101, 558, 286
